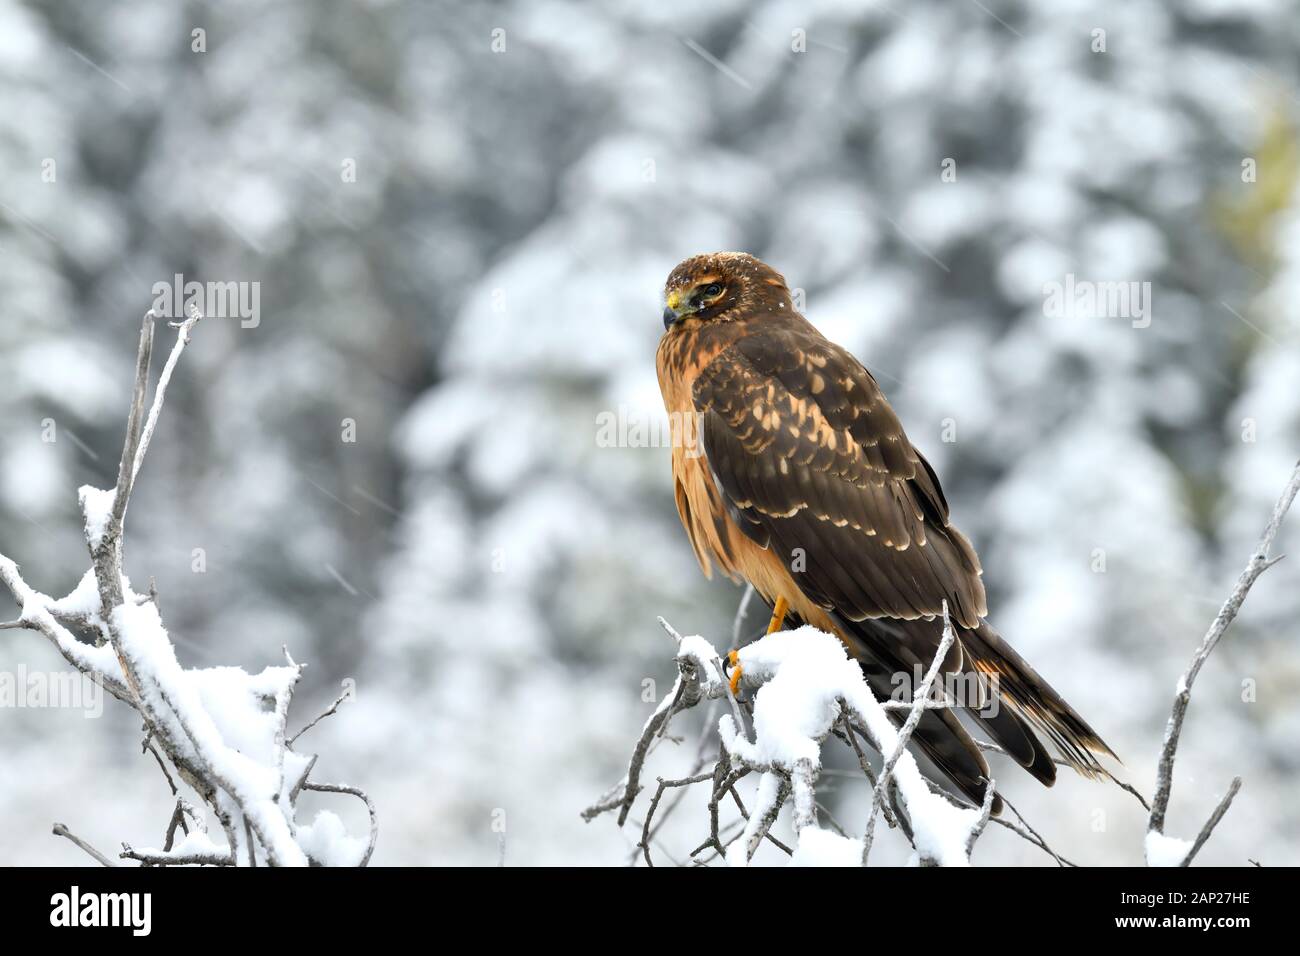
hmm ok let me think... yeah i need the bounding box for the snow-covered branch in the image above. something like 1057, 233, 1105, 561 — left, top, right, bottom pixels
584, 603, 1002, 867
591, 539, 1291, 870
0, 310, 376, 867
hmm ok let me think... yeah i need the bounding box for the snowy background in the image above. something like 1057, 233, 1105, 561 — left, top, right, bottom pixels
2, 0, 1299, 866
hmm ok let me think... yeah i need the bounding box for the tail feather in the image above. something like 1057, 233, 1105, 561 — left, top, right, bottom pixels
829, 612, 1116, 809
969, 704, 1057, 787
960, 621, 1119, 776
854, 650, 1000, 814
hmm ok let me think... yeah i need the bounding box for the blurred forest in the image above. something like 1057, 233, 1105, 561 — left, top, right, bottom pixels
1, 0, 1298, 865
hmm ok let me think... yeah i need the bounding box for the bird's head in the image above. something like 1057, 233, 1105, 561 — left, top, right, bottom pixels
661, 252, 793, 331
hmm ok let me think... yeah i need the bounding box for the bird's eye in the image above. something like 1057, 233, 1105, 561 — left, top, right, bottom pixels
703, 283, 723, 298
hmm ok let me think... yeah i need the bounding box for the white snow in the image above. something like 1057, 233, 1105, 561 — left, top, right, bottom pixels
675, 633, 725, 696
48, 569, 101, 618
132, 828, 231, 864
77, 485, 115, 550
110, 595, 309, 866
725, 771, 785, 868
721, 626, 985, 867
1145, 830, 1192, 867
296, 810, 368, 867
0, 556, 122, 680
791, 827, 864, 867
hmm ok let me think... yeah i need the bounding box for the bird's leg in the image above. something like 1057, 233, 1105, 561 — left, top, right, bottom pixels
766, 596, 788, 634
727, 649, 743, 696
728, 596, 791, 695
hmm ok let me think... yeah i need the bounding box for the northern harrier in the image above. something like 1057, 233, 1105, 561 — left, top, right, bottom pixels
656, 251, 1115, 811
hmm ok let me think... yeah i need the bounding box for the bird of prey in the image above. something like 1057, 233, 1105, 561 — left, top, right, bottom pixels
655, 251, 1116, 812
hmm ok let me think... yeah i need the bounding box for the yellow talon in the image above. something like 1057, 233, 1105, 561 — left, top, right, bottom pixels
766, 595, 789, 634
728, 597, 787, 696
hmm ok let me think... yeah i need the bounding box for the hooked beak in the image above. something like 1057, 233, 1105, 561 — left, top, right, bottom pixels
662, 290, 684, 329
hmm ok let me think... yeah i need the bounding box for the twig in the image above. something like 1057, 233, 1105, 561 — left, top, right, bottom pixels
735, 773, 791, 862
1105, 771, 1151, 813
1180, 777, 1243, 867
162, 802, 189, 853
1148, 459, 1300, 844
731, 584, 755, 649
580, 619, 722, 827
862, 601, 956, 864
271, 650, 303, 804
638, 771, 713, 867
814, 801, 850, 839
301, 782, 379, 867
980, 738, 1151, 811
988, 791, 1078, 867
121, 845, 234, 867
790, 757, 818, 835
964, 776, 997, 858
142, 735, 179, 795
131, 305, 202, 483
288, 683, 353, 746
840, 719, 910, 837
639, 704, 719, 854
52, 823, 116, 867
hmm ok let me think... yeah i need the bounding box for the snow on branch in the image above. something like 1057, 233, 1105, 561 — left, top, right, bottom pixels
0, 309, 376, 867
585, 602, 1003, 866
590, 468, 1300, 871
1145, 457, 1300, 867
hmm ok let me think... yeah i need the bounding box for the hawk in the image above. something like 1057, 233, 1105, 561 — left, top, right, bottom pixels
656, 251, 1116, 812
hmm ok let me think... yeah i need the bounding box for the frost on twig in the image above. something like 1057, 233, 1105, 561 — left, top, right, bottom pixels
0, 311, 376, 867
1145, 458, 1300, 867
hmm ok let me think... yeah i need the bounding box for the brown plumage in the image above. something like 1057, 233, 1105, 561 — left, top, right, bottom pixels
655, 251, 1116, 812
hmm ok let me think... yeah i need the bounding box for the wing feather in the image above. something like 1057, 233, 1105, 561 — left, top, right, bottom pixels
693, 324, 987, 628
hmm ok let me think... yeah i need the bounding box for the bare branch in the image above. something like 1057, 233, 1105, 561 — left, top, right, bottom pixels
862, 600, 956, 865
301, 782, 379, 867
731, 583, 755, 648
132, 305, 202, 483
52, 823, 116, 867
121, 845, 234, 867
581, 621, 727, 827
1180, 777, 1243, 867
288, 683, 353, 746
638, 771, 713, 867
142, 735, 179, 795
964, 776, 997, 858
107, 313, 156, 541
1148, 458, 1300, 843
